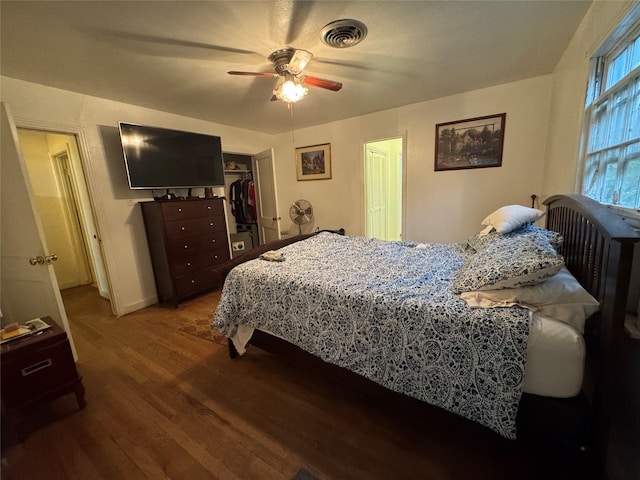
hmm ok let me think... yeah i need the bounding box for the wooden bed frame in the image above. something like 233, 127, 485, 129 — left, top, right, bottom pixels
215, 194, 639, 472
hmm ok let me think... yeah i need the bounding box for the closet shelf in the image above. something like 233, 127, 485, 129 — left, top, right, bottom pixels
224, 169, 251, 174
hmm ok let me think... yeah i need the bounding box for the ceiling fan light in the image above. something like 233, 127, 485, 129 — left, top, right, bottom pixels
287, 49, 313, 75
275, 78, 308, 103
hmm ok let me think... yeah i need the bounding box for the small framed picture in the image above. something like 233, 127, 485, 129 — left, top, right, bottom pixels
295, 143, 331, 181
434, 113, 506, 171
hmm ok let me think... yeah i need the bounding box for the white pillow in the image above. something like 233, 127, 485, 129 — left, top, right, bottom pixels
459, 267, 599, 333
482, 205, 545, 233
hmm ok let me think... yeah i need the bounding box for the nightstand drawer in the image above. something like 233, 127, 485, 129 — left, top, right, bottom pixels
1, 338, 79, 408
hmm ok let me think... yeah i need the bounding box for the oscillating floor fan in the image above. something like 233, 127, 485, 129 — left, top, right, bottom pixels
289, 199, 314, 234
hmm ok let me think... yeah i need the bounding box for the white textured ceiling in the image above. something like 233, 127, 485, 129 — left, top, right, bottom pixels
0, 1, 592, 134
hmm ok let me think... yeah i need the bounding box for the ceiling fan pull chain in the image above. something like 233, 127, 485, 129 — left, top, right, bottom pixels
289, 103, 296, 143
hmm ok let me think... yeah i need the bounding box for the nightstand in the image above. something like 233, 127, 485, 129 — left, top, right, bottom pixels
1, 316, 85, 440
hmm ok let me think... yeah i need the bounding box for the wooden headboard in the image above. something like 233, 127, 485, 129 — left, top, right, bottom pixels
543, 193, 639, 465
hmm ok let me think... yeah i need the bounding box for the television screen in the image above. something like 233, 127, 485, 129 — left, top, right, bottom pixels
118, 122, 225, 189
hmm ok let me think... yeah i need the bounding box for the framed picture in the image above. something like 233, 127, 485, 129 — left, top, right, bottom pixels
434, 113, 506, 171
295, 143, 332, 181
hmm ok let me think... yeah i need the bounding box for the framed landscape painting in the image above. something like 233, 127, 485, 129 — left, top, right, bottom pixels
434, 113, 506, 171
295, 143, 332, 181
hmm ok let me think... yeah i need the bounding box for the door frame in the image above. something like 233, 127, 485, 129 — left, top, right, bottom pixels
50, 146, 95, 287
13, 116, 117, 315
362, 132, 408, 240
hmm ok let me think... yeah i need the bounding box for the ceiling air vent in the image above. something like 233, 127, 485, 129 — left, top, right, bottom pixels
320, 19, 368, 48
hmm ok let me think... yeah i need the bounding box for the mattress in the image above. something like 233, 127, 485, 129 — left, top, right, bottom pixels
524, 312, 585, 397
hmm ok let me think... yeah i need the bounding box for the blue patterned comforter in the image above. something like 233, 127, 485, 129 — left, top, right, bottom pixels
213, 233, 530, 438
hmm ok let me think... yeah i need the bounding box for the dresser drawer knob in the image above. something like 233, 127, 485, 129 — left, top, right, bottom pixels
191, 279, 196, 284
22, 358, 53, 376
210, 222, 214, 226
181, 227, 186, 231
211, 239, 216, 243
214, 255, 218, 259
178, 208, 182, 212
187, 262, 191, 266
207, 206, 212, 210
184, 245, 188, 249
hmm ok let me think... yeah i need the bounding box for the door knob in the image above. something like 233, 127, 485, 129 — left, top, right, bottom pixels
29, 254, 58, 266
29, 256, 45, 265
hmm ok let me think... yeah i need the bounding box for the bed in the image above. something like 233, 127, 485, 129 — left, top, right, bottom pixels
212, 194, 639, 468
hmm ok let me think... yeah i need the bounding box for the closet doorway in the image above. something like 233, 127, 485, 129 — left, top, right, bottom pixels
16, 128, 111, 301
364, 136, 405, 241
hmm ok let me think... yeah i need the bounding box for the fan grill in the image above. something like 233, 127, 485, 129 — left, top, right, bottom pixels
289, 200, 314, 233
320, 19, 368, 48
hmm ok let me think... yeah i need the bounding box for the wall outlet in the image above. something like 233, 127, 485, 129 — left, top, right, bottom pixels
232, 241, 245, 252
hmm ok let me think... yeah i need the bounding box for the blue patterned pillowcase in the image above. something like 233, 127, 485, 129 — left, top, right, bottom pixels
525, 225, 564, 250
464, 225, 564, 253
453, 233, 564, 293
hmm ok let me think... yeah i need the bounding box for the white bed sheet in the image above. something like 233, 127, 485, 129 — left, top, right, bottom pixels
524, 311, 585, 397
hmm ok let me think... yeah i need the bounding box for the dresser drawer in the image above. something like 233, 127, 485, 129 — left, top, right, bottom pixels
171, 247, 231, 276
1, 338, 79, 408
164, 216, 226, 242
175, 267, 221, 297
160, 200, 223, 220
167, 231, 228, 256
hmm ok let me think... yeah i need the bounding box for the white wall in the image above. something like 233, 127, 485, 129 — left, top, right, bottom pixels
1, 77, 273, 316
272, 75, 553, 243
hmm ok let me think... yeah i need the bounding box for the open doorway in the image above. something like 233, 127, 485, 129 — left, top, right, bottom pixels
364, 136, 405, 241
16, 128, 111, 305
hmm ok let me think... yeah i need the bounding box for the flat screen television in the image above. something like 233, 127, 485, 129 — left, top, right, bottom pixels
118, 122, 225, 189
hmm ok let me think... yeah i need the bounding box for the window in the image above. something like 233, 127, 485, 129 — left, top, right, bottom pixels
580, 15, 640, 211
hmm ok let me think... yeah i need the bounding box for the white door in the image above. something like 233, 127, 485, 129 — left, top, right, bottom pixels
254, 148, 281, 244
0, 102, 77, 357
364, 138, 404, 241
365, 146, 388, 239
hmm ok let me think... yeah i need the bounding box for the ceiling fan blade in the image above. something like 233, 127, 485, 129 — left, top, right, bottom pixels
228, 71, 280, 78
95, 29, 264, 61
301, 76, 343, 91
287, 49, 313, 75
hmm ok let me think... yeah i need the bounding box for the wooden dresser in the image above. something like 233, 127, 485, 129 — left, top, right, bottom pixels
141, 197, 231, 306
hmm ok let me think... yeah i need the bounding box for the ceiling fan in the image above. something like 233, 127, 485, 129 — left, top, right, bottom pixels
228, 47, 342, 103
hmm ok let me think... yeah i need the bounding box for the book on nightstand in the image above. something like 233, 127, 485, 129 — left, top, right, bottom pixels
0, 318, 51, 344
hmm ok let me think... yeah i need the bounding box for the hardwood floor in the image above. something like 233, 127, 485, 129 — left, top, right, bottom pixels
1, 285, 587, 480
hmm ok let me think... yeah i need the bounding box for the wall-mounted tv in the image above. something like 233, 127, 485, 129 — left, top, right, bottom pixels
118, 122, 225, 189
